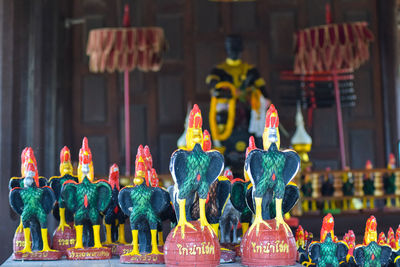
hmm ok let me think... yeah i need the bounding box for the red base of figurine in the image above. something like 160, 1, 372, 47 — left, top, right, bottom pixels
235, 244, 241, 257
103, 243, 119, 256
164, 221, 221, 267
52, 226, 76, 254
116, 244, 164, 256
13, 250, 63, 261
220, 248, 236, 263
241, 219, 297, 266
13, 230, 25, 253
66, 247, 112, 260
285, 217, 299, 227
120, 253, 164, 264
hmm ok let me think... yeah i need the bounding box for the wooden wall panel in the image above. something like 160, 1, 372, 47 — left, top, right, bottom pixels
350, 129, 375, 168
88, 135, 109, 175
195, 42, 225, 94
232, 2, 257, 32
158, 75, 184, 125
194, 1, 219, 32
269, 11, 296, 64
159, 133, 180, 173
156, 14, 183, 60
82, 75, 107, 123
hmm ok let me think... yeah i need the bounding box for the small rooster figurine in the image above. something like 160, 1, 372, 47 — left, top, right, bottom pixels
244, 104, 300, 235
295, 225, 308, 264
118, 146, 171, 257
190, 130, 231, 239
9, 162, 58, 256
391, 226, 400, 266
343, 230, 357, 266
103, 164, 127, 245
61, 137, 112, 250
230, 137, 256, 237
169, 104, 224, 238
219, 169, 241, 244
49, 146, 78, 232
354, 216, 392, 267
308, 213, 348, 266
9, 148, 47, 245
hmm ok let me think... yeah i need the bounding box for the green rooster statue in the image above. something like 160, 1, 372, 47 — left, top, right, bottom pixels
9, 160, 62, 260
244, 104, 300, 235
61, 137, 112, 259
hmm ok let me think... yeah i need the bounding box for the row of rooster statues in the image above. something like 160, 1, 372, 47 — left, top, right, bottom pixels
296, 214, 400, 267
8, 104, 333, 266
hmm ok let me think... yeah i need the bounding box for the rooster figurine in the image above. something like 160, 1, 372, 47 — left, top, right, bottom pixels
169, 104, 224, 238
118, 146, 170, 263
220, 169, 241, 244
103, 164, 127, 245
308, 213, 348, 266
343, 230, 357, 266
61, 137, 112, 259
244, 104, 300, 235
49, 146, 78, 232
9, 162, 61, 259
354, 216, 392, 267
9, 148, 47, 251
230, 137, 256, 238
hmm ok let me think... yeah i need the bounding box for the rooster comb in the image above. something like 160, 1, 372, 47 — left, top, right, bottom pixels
265, 104, 279, 128
188, 104, 202, 129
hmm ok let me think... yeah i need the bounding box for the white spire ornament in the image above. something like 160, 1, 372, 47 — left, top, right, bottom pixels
291, 103, 312, 165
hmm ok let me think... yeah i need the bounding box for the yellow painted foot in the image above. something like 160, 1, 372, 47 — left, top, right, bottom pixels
149, 229, 164, 255
199, 198, 215, 237
40, 228, 57, 252
117, 223, 128, 244
16, 220, 23, 233
57, 222, 71, 233
173, 220, 196, 239
123, 250, 141, 256
17, 247, 32, 254
248, 217, 271, 235
74, 225, 84, 249
92, 225, 103, 248
18, 227, 32, 253
276, 216, 291, 235
102, 223, 113, 245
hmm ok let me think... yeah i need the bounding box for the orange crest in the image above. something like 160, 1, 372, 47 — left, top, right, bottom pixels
203, 130, 212, 151
365, 160, 373, 170
60, 146, 71, 163
144, 145, 153, 170
265, 104, 279, 128
79, 137, 92, 165
245, 136, 257, 157
135, 145, 148, 183
188, 104, 202, 129
150, 168, 159, 187
363, 216, 377, 245
378, 232, 387, 245
396, 225, 400, 242
320, 213, 334, 242
108, 163, 120, 190
22, 147, 38, 178
295, 225, 304, 241
388, 227, 395, 240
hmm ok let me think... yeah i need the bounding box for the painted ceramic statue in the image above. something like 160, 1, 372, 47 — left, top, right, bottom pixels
102, 164, 128, 255
164, 104, 224, 267
241, 104, 301, 266
118, 146, 171, 264
307, 213, 348, 266
207, 34, 269, 178
61, 137, 113, 260
9, 148, 47, 254
9, 154, 62, 260
49, 146, 78, 253
354, 216, 392, 267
